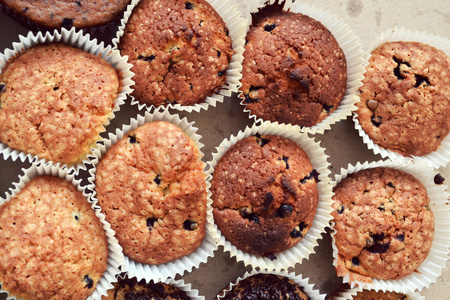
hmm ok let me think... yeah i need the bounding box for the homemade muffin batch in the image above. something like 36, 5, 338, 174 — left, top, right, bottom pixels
0, 0, 449, 299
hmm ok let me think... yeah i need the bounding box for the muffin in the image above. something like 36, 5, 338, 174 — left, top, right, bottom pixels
103, 275, 191, 300
0, 43, 120, 165
211, 134, 319, 256
217, 273, 311, 300
356, 41, 450, 157
0, 0, 131, 29
331, 167, 434, 282
95, 121, 207, 265
0, 175, 109, 299
240, 4, 347, 127
351, 289, 409, 300
118, 0, 233, 107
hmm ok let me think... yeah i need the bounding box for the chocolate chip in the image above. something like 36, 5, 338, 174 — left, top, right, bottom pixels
367, 99, 378, 110
53, 86, 59, 91
154, 174, 162, 185
71, 211, 80, 222
300, 170, 319, 184
189, 83, 193, 90
185, 1, 195, 9
264, 192, 274, 204
218, 69, 226, 77
239, 207, 260, 224
414, 74, 430, 88
217, 50, 221, 58
0, 84, 5, 93
244, 93, 259, 104
183, 219, 198, 230
434, 173, 445, 185
22, 7, 29, 13
276, 204, 293, 218
280, 155, 289, 169
137, 54, 156, 62
378, 204, 385, 211
351, 257, 360, 266
83, 275, 93, 289
225, 27, 230, 37
366, 242, 390, 253
371, 115, 382, 127
393, 56, 410, 80
61, 18, 74, 28
396, 234, 405, 242
128, 135, 138, 144
264, 23, 278, 32
75, 0, 82, 6
290, 227, 302, 238
254, 133, 269, 147
336, 205, 344, 214
146, 217, 157, 231
387, 182, 395, 189
322, 104, 334, 113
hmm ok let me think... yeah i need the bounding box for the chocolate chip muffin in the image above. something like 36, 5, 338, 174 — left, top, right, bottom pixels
218, 273, 311, 300
211, 134, 319, 256
0, 175, 108, 299
95, 121, 207, 265
356, 41, 450, 156
0, 0, 131, 29
240, 5, 347, 127
103, 275, 191, 300
332, 167, 434, 282
118, 0, 233, 107
0, 43, 119, 165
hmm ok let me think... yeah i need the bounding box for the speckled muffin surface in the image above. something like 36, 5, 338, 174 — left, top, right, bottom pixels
332, 167, 434, 282
0, 43, 119, 164
119, 0, 233, 106
356, 41, 450, 156
103, 276, 191, 300
95, 121, 207, 265
240, 7, 347, 127
0, 0, 131, 28
219, 274, 311, 300
0, 175, 108, 300
211, 134, 319, 256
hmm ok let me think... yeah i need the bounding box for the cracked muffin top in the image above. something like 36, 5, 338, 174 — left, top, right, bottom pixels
211, 134, 319, 257
0, 175, 108, 299
102, 275, 191, 300
0, 43, 119, 165
95, 121, 207, 265
118, 0, 233, 107
218, 273, 311, 300
356, 41, 450, 157
240, 6, 347, 127
332, 167, 434, 282
0, 0, 131, 29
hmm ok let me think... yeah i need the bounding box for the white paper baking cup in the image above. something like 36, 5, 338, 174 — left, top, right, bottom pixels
216, 269, 325, 300
237, 0, 367, 135
330, 159, 450, 293
112, 0, 247, 113
333, 286, 425, 300
87, 107, 217, 283
0, 163, 124, 300
0, 27, 134, 174
353, 26, 450, 169
107, 272, 205, 300
207, 121, 333, 271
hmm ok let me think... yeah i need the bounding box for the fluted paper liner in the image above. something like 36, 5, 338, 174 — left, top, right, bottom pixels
216, 269, 325, 300
0, 163, 124, 300
330, 160, 450, 293
237, 0, 367, 134
207, 121, 333, 271
107, 272, 205, 300
353, 26, 450, 169
333, 286, 425, 300
87, 107, 217, 283
112, 0, 247, 113
0, 27, 135, 174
